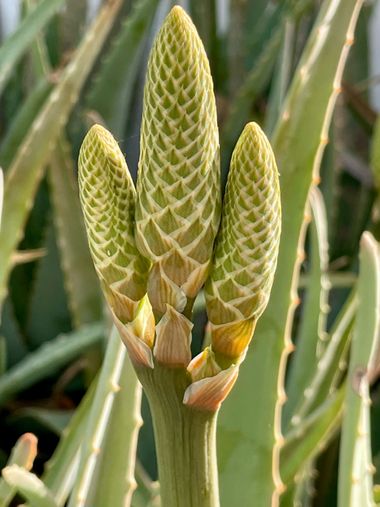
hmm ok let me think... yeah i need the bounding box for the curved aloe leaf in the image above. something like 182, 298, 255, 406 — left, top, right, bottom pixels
86, 0, 160, 137
0, 323, 104, 405
0, 0, 66, 96
284, 187, 330, 426
0, 0, 123, 308
217, 2, 363, 505
68, 328, 142, 507
0, 433, 37, 507
338, 232, 380, 507
2, 466, 57, 507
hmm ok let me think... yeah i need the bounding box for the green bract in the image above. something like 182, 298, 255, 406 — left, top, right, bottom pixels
135, 6, 221, 317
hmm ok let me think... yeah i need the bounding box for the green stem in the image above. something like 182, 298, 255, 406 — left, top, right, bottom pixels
138, 363, 220, 507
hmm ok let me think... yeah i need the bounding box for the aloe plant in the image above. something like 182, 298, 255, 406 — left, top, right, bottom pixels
1, 1, 380, 507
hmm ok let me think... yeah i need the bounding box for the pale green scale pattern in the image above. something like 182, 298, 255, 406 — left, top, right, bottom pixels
205, 122, 281, 325
135, 7, 221, 313
78, 124, 150, 323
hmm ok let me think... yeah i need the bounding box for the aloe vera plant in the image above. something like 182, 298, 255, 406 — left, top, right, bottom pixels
1, 1, 380, 506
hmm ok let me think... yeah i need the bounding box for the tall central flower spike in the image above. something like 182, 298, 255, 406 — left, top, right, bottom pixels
135, 7, 221, 332
78, 125, 154, 368
204, 122, 281, 363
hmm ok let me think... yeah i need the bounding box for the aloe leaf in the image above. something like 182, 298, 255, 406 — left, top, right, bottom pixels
0, 168, 3, 228
68, 328, 142, 507
24, 4, 103, 329
284, 187, 330, 426
265, 19, 295, 137
26, 221, 71, 348
89, 339, 142, 507
289, 292, 355, 427
0, 0, 66, 96
221, 0, 312, 167
217, 2, 363, 505
86, 0, 159, 137
0, 0, 123, 308
43, 380, 97, 506
48, 138, 102, 327
281, 386, 344, 486
132, 462, 160, 507
2, 466, 57, 507
0, 323, 104, 405
0, 78, 53, 169
338, 232, 380, 507
0, 433, 37, 507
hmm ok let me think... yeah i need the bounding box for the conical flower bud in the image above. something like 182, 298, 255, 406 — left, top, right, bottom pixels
205, 122, 281, 359
135, 6, 221, 316
78, 124, 153, 367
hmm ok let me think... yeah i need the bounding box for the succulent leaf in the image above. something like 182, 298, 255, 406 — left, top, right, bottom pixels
135, 6, 221, 316
205, 122, 281, 358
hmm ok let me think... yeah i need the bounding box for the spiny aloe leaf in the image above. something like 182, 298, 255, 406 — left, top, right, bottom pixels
289, 292, 355, 427
88, 341, 143, 507
0, 0, 66, 96
0, 78, 53, 169
2, 466, 57, 507
284, 187, 330, 426
205, 122, 281, 361
0, 169, 3, 229
281, 386, 344, 486
338, 232, 380, 507
135, 6, 221, 317
86, 0, 160, 137
24, 5, 103, 330
68, 328, 142, 507
0, 323, 104, 405
217, 2, 363, 505
0, 0, 124, 308
0, 433, 37, 507
48, 138, 103, 327
265, 19, 295, 137
43, 380, 97, 506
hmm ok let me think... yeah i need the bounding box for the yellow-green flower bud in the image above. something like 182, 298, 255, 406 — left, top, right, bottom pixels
205, 122, 281, 359
78, 124, 154, 367
135, 6, 221, 317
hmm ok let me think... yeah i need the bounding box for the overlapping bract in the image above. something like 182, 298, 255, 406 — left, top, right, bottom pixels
205, 122, 281, 359
78, 124, 149, 323
135, 6, 221, 316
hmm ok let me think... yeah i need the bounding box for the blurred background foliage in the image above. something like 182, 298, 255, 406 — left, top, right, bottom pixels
0, 0, 379, 506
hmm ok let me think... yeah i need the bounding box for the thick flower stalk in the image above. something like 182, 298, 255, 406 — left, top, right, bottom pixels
78, 6, 281, 507
205, 122, 281, 362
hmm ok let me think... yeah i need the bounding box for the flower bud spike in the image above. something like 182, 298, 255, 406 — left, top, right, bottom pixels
78, 124, 153, 367
135, 5, 221, 316
205, 122, 281, 360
